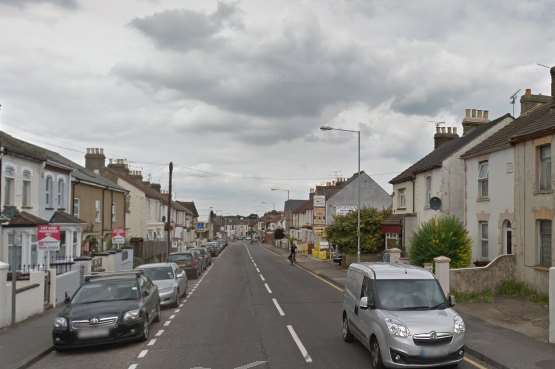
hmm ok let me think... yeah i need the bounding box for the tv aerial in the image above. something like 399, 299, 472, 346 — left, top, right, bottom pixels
509, 89, 521, 116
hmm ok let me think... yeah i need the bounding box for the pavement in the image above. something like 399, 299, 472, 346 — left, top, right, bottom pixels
2, 240, 486, 369
261, 243, 555, 369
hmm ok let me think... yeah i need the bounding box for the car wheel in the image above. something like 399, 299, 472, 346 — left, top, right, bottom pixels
153, 304, 161, 323
173, 291, 180, 308
140, 316, 150, 341
370, 337, 384, 369
342, 315, 354, 343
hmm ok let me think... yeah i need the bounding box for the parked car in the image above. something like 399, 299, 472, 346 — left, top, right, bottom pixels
52, 271, 160, 350
206, 241, 220, 257
188, 248, 206, 273
342, 263, 465, 368
168, 251, 201, 279
136, 263, 187, 308
191, 247, 211, 269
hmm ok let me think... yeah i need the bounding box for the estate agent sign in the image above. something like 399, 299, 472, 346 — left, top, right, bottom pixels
37, 225, 61, 250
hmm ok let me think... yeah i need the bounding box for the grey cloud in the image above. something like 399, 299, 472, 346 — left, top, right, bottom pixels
0, 0, 77, 8
129, 1, 241, 52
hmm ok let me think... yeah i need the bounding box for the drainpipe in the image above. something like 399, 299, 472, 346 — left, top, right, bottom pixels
411, 178, 416, 214
101, 189, 105, 251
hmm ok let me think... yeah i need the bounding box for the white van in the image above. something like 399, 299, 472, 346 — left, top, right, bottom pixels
342, 263, 465, 368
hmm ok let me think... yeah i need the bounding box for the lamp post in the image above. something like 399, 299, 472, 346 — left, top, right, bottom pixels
320, 126, 361, 263
271, 188, 290, 200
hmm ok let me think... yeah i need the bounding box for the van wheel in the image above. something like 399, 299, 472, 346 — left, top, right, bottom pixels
370, 337, 384, 369
342, 315, 354, 343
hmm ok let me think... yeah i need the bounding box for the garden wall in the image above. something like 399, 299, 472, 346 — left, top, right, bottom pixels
450, 254, 515, 293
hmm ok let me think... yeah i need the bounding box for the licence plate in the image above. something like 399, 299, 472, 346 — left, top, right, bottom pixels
77, 328, 110, 339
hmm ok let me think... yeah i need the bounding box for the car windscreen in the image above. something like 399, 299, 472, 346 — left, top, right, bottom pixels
72, 279, 139, 304
168, 254, 192, 262
375, 279, 447, 310
140, 267, 174, 281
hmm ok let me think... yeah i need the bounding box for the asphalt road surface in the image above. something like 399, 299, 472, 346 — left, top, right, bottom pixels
30, 241, 490, 369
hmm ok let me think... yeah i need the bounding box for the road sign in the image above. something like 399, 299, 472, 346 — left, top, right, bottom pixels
313, 195, 325, 207
112, 228, 126, 245
37, 225, 61, 250
196, 223, 205, 231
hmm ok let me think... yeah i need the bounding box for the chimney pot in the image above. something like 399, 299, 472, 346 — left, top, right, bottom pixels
465, 109, 470, 118
453, 127, 457, 134
526, 88, 532, 96
551, 66, 555, 98
484, 110, 489, 119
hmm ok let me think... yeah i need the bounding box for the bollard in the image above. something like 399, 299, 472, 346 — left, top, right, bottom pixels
433, 256, 451, 296
389, 248, 401, 264
550, 267, 555, 343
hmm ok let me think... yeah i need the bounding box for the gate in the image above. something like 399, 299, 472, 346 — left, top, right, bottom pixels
44, 270, 51, 307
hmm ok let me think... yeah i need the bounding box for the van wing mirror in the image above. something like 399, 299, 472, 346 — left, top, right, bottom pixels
448, 295, 456, 307
359, 296, 369, 310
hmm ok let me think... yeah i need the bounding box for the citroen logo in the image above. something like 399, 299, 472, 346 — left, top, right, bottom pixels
430, 331, 437, 340
90, 317, 99, 325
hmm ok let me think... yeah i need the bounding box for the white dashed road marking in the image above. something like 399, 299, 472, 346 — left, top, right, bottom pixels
155, 329, 164, 337
287, 325, 313, 363
147, 338, 156, 346
169, 314, 176, 320
138, 349, 148, 359
128, 364, 138, 369
264, 283, 272, 294
259, 274, 265, 281
164, 320, 171, 327
272, 298, 285, 316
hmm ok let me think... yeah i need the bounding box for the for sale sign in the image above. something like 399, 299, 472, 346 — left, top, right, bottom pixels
112, 228, 126, 245
37, 225, 61, 250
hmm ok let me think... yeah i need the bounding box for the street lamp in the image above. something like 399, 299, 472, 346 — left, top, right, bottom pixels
271, 188, 290, 200
320, 125, 361, 263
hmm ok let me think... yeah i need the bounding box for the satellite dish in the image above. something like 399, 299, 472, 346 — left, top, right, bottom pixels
430, 197, 442, 211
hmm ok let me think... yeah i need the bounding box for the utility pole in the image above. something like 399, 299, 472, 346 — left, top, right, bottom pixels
166, 162, 173, 258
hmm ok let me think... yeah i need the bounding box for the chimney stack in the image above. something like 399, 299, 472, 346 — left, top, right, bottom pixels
107, 158, 130, 174
551, 66, 555, 99
462, 108, 490, 135
85, 148, 106, 171
520, 88, 552, 116
129, 170, 143, 181
434, 126, 459, 149
150, 183, 161, 193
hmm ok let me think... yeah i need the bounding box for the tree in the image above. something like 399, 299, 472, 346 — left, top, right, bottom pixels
326, 208, 390, 255
409, 216, 472, 268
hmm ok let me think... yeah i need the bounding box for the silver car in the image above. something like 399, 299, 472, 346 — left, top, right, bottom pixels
342, 263, 465, 368
136, 263, 187, 308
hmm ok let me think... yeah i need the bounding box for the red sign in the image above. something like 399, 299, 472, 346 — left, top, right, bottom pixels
37, 225, 61, 250
112, 228, 126, 244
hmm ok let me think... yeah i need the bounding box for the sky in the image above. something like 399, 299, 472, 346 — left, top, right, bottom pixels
1, 0, 554, 220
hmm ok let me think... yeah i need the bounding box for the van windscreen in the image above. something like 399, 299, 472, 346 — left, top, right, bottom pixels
375, 279, 447, 311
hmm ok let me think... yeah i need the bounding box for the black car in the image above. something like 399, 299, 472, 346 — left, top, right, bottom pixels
52, 271, 160, 350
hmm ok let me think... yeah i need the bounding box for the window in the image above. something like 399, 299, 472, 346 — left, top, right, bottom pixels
22, 169, 32, 207
4, 166, 15, 206
478, 161, 489, 199
425, 176, 432, 208
125, 194, 131, 213
7, 231, 22, 271
361, 276, 375, 307
45, 176, 53, 208
479, 221, 489, 258
95, 200, 101, 223
73, 198, 80, 218
31, 234, 38, 266
538, 220, 552, 267
538, 144, 551, 192
112, 203, 116, 223
397, 188, 406, 209
57, 178, 65, 208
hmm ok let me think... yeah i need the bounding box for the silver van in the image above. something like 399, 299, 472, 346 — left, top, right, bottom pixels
342, 263, 465, 368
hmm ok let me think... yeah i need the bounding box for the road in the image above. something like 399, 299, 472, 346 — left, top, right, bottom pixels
30, 241, 490, 369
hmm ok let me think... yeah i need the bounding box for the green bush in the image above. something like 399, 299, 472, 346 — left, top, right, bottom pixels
326, 208, 390, 255
410, 216, 471, 268
496, 280, 549, 305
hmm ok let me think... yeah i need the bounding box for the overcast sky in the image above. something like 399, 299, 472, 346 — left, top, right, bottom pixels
1, 0, 554, 219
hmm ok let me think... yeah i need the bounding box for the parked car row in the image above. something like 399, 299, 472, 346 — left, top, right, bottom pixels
206, 239, 227, 257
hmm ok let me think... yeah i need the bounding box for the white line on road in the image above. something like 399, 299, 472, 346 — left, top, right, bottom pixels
174, 309, 181, 313
138, 349, 148, 359
264, 283, 272, 294
255, 268, 260, 273
179, 304, 184, 308
259, 274, 265, 281
234, 361, 267, 369
286, 325, 313, 363
164, 320, 171, 327
272, 298, 285, 316
155, 329, 164, 336
169, 314, 176, 320
147, 338, 157, 346
128, 364, 138, 369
